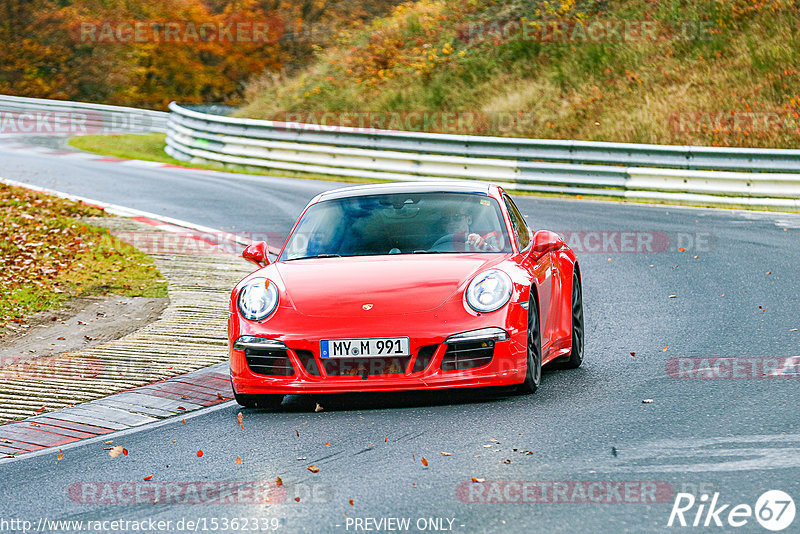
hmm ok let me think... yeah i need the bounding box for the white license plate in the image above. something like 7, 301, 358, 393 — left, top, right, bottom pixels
320, 337, 410, 358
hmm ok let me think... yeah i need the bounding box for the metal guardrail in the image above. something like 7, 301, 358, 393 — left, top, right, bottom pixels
0, 95, 168, 135
166, 103, 800, 208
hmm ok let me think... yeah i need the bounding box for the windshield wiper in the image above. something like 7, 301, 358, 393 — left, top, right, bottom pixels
284, 253, 341, 261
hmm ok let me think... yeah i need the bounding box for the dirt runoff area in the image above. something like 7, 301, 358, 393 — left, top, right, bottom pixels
0, 295, 167, 368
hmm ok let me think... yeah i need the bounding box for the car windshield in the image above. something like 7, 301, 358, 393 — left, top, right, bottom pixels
279, 192, 512, 261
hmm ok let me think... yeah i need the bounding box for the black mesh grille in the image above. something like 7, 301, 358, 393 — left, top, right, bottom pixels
321, 357, 410, 377
295, 349, 321, 376
441, 340, 494, 371
412, 345, 438, 373
245, 348, 295, 376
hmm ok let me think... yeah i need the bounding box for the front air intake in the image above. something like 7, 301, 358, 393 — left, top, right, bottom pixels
441, 340, 494, 371
245, 347, 295, 376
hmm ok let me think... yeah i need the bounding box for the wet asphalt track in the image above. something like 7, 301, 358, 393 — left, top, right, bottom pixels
1, 139, 799, 533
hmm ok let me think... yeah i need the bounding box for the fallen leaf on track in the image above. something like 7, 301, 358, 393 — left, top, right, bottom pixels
440, 452, 452, 456
57, 450, 63, 461
314, 403, 324, 412
236, 457, 242, 465
349, 499, 354, 506
325, 442, 331, 446
109, 446, 124, 458
662, 346, 668, 352
197, 450, 203, 457
237, 412, 243, 429
421, 457, 428, 467
642, 399, 654, 404
630, 351, 636, 357
143, 475, 153, 481
276, 477, 283, 486
307, 465, 320, 473
472, 477, 485, 483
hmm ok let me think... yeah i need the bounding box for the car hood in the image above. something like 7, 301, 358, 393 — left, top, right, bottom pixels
272, 254, 506, 317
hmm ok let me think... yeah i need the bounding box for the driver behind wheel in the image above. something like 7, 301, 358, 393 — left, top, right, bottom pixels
440, 209, 500, 252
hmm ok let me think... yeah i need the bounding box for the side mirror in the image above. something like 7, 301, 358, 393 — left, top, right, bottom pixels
242, 241, 270, 267
530, 230, 564, 260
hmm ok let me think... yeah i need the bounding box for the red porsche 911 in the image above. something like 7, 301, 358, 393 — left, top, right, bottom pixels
228, 182, 584, 408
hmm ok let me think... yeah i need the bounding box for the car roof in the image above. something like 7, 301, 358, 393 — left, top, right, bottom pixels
315, 181, 495, 202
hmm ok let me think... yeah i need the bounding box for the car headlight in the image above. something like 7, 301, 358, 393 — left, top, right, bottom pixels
466, 269, 513, 313
238, 278, 279, 321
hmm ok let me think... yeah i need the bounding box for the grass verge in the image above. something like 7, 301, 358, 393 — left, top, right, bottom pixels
0, 184, 167, 335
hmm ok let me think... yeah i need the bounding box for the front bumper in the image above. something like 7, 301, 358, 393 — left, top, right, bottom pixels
229, 308, 529, 395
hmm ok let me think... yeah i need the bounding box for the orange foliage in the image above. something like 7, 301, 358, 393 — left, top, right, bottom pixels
0, 0, 398, 108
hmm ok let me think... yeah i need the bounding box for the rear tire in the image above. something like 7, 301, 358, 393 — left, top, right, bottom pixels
517, 289, 542, 394
558, 268, 584, 369
234, 392, 284, 410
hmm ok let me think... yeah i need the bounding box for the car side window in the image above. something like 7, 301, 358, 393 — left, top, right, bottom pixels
503, 195, 531, 250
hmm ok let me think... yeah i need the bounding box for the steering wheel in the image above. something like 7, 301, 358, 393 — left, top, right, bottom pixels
430, 233, 461, 251
430, 232, 501, 252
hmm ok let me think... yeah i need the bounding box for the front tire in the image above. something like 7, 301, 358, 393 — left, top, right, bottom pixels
517, 289, 542, 394
234, 392, 284, 410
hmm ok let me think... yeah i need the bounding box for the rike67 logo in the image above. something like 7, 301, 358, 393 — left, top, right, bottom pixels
668, 490, 796, 531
